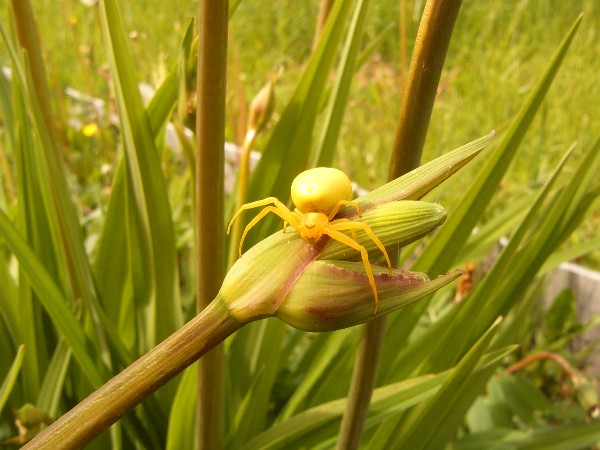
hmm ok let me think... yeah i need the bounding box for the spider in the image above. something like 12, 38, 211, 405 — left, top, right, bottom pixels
227, 167, 392, 314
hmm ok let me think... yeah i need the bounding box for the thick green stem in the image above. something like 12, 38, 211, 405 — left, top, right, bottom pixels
23, 298, 242, 449
195, 1, 229, 449
338, 1, 463, 447
388, 0, 463, 178
336, 316, 387, 449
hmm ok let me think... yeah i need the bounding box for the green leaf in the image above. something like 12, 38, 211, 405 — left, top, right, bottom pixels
390, 319, 502, 449
310, 0, 370, 167
243, 372, 448, 450
99, 0, 181, 349
0, 210, 106, 388
277, 328, 355, 421
457, 420, 600, 450
0, 344, 26, 412
415, 14, 583, 275
243, 0, 355, 241
166, 365, 197, 450
226, 320, 286, 448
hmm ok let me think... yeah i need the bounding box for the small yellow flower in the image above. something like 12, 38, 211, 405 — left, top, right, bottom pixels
81, 122, 99, 137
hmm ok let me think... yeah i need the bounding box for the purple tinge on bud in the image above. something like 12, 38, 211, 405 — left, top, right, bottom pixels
277, 261, 464, 331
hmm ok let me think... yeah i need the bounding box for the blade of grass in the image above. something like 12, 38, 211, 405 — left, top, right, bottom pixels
415, 13, 583, 275
0, 209, 107, 388
244, 0, 354, 241
278, 328, 355, 421
226, 320, 286, 448
383, 15, 583, 372
451, 135, 600, 364
0, 344, 26, 412
100, 0, 181, 348
244, 372, 448, 450
6, 1, 112, 374
391, 319, 502, 449
166, 365, 198, 450
310, 0, 370, 168
36, 340, 71, 417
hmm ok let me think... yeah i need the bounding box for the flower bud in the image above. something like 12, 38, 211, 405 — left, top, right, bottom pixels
247, 78, 275, 136
220, 133, 496, 330
277, 261, 463, 331
220, 200, 451, 329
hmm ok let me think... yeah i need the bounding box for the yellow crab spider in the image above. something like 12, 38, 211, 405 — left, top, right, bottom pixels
227, 167, 392, 314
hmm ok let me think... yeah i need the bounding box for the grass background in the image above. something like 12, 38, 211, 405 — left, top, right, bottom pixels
1, 0, 598, 266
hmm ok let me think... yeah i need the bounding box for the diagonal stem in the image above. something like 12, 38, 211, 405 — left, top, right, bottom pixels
23, 298, 242, 449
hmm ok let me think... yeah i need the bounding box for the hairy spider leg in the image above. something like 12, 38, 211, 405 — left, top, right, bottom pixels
227, 196, 282, 234
326, 200, 361, 220
237, 204, 301, 256
329, 220, 393, 275
324, 228, 381, 315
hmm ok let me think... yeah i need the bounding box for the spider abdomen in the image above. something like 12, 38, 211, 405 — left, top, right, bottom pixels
291, 167, 352, 215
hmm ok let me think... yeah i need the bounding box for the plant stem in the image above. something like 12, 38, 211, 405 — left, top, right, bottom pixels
195, 1, 229, 449
23, 298, 243, 449
388, 0, 463, 179
10, 0, 59, 152
338, 1, 463, 447
506, 351, 578, 379
336, 316, 387, 449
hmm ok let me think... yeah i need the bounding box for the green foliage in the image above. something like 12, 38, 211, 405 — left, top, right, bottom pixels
0, 0, 599, 449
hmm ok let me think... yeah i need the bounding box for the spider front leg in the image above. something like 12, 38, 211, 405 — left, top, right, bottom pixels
227, 197, 280, 234
228, 198, 301, 256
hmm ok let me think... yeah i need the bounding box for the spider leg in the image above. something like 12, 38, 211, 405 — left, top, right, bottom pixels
324, 228, 380, 315
330, 221, 393, 276
237, 204, 300, 256
329, 218, 357, 241
327, 200, 361, 220
283, 211, 303, 233
227, 197, 280, 235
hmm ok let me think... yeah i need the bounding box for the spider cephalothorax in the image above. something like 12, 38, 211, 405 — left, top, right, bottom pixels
228, 167, 392, 313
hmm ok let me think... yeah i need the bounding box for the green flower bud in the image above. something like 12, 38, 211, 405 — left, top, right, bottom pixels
278, 261, 463, 331
247, 78, 275, 136
221, 132, 496, 330
221, 200, 453, 328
